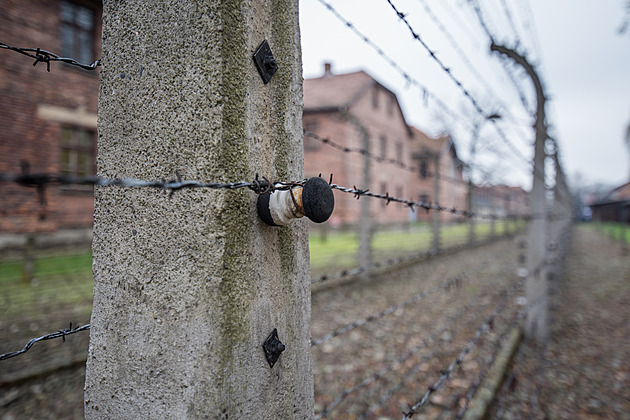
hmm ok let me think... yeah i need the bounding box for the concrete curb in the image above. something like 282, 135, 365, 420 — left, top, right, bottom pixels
463, 327, 522, 420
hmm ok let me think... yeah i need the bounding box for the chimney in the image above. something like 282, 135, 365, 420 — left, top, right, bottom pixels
323, 62, 332, 77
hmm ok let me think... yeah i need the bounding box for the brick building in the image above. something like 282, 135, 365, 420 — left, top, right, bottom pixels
473, 185, 529, 219
0, 0, 102, 235
303, 65, 466, 225
408, 127, 467, 223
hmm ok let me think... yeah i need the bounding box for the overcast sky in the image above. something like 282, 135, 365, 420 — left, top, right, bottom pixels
299, 0, 630, 190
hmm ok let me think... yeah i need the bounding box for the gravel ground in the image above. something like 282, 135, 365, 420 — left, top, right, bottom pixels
312, 234, 524, 419
1, 225, 627, 420
489, 226, 630, 420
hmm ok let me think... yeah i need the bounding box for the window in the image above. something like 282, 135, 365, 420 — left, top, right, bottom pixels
303, 120, 320, 151
379, 136, 387, 159
372, 87, 379, 109
60, 1, 95, 65
388, 95, 395, 116
395, 141, 402, 163
419, 160, 428, 179
61, 126, 95, 178
420, 194, 429, 204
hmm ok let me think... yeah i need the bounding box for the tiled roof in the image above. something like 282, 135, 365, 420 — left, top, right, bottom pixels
303, 70, 375, 111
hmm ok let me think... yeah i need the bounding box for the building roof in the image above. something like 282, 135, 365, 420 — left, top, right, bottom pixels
303, 70, 375, 111
409, 126, 459, 162
303, 66, 411, 137
592, 181, 630, 206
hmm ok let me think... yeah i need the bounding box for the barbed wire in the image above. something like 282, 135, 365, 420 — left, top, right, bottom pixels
305, 126, 538, 203
439, 0, 485, 47
499, 0, 521, 43
318, 299, 476, 419
0, 41, 101, 72
401, 279, 522, 419
305, 129, 419, 174
2, 169, 535, 221
416, 0, 507, 109
306, 128, 504, 190
0, 323, 90, 361
313, 0, 477, 133
384, 0, 533, 171
330, 183, 528, 221
465, 0, 532, 111
493, 347, 521, 419
0, 172, 300, 196
307, 128, 473, 187
311, 233, 517, 286
3, 170, 571, 223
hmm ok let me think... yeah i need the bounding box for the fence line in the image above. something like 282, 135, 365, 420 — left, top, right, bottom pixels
0, 171, 293, 195
1, 170, 542, 221
367, 280, 520, 416
305, 129, 521, 193
466, 0, 532, 111
1, 6, 572, 418
416, 0, 534, 138
0, 41, 101, 71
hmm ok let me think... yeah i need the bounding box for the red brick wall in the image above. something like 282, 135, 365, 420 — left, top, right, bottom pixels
305, 83, 427, 225
0, 0, 101, 233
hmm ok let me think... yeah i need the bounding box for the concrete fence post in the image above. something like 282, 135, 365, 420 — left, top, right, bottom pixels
491, 43, 549, 343
432, 154, 441, 253
85, 1, 313, 418
350, 117, 372, 277
467, 179, 475, 246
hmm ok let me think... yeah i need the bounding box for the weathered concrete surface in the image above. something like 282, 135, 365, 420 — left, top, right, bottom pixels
85, 1, 312, 418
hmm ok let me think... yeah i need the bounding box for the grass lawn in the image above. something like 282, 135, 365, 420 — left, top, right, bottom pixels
0, 219, 524, 323
0, 251, 94, 320
593, 222, 630, 244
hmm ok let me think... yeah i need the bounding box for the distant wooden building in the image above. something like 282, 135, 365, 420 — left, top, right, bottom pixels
590, 182, 630, 223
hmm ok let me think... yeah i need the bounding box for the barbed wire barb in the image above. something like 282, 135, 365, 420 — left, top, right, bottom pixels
0, 41, 101, 71
0, 323, 91, 361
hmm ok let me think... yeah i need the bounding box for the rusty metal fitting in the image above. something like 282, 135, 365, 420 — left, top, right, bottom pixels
257, 177, 334, 226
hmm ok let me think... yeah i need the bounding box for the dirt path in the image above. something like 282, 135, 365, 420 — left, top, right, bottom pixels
490, 225, 630, 419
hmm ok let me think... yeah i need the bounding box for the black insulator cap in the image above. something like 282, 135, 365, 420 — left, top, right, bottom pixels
303, 177, 334, 223
256, 191, 278, 226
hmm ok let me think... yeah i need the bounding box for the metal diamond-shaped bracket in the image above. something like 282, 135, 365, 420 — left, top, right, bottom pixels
253, 40, 278, 84
262, 328, 285, 368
